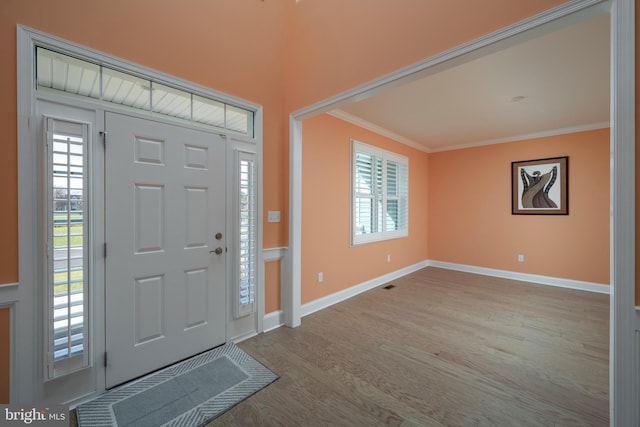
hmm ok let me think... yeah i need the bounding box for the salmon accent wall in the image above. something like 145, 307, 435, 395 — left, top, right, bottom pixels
265, 261, 282, 314
0, 307, 9, 403
0, 0, 289, 283
429, 129, 610, 284
285, 0, 569, 112
0, 1, 599, 293
302, 114, 429, 305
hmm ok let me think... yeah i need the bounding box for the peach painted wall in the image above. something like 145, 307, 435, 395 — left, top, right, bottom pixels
0, 0, 289, 285
265, 261, 281, 314
429, 129, 610, 284
0, 308, 9, 403
0, 0, 289, 400
285, 0, 569, 112
301, 114, 429, 305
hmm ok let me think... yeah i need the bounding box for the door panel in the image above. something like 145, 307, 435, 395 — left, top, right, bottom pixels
105, 112, 226, 388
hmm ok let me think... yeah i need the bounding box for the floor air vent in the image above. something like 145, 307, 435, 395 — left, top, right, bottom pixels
383, 284, 395, 290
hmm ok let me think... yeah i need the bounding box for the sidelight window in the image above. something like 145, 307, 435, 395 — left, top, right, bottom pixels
235, 152, 256, 318
45, 117, 90, 379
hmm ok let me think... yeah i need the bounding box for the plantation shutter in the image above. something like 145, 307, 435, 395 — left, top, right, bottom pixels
235, 152, 256, 318
352, 140, 408, 245
45, 117, 90, 379
386, 160, 408, 231
354, 151, 383, 235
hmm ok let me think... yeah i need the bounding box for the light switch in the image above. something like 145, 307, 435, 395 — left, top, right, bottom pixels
268, 211, 281, 223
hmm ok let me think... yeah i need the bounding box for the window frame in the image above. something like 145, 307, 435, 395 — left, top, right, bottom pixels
35, 46, 255, 137
351, 139, 409, 245
43, 116, 92, 380
234, 150, 257, 319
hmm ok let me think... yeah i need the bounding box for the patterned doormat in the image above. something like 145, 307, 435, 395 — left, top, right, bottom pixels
77, 343, 278, 427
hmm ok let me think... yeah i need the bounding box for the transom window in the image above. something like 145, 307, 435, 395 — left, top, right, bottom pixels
36, 47, 254, 136
352, 140, 408, 245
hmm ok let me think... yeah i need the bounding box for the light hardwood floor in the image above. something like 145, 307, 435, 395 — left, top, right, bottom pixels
211, 267, 609, 427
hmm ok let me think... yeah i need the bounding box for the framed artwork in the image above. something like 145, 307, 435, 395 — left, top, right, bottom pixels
512, 156, 568, 215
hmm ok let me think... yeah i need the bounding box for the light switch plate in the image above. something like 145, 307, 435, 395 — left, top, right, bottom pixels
268, 211, 281, 223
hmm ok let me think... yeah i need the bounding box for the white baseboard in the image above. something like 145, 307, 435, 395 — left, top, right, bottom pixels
263, 310, 284, 332
427, 260, 610, 294
263, 260, 609, 333
300, 260, 430, 318
231, 331, 258, 344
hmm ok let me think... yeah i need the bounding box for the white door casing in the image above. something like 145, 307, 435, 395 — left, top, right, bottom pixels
105, 112, 226, 388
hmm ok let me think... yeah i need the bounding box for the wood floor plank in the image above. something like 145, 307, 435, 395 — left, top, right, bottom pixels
211, 267, 609, 426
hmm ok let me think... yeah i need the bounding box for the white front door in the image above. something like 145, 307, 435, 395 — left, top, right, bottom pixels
105, 112, 226, 388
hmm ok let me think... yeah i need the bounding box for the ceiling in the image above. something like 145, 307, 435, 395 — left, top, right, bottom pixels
333, 11, 610, 153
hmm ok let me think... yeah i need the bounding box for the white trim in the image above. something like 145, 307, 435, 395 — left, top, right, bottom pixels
330, 110, 609, 154
263, 247, 287, 262
17, 24, 40, 404
263, 311, 284, 332
301, 261, 429, 318
286, 117, 302, 328
427, 260, 610, 294
231, 331, 258, 344
428, 121, 611, 153
610, 0, 637, 425
328, 110, 426, 152
0, 283, 19, 306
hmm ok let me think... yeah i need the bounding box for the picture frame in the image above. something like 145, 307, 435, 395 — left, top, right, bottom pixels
511, 156, 568, 215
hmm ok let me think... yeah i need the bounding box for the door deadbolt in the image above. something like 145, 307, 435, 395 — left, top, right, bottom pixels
215, 232, 223, 240
210, 247, 223, 255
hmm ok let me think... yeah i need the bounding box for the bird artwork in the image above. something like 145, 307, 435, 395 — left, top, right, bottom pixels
520, 165, 558, 209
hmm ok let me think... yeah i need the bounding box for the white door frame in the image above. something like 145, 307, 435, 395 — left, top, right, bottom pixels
286, 0, 636, 424
15, 26, 263, 404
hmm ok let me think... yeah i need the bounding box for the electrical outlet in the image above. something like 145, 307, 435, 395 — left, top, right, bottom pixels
518, 254, 524, 262
387, 254, 391, 263
318, 272, 323, 283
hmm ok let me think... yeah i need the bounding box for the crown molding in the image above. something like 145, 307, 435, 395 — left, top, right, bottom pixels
327, 110, 429, 153
428, 121, 611, 152
329, 109, 609, 154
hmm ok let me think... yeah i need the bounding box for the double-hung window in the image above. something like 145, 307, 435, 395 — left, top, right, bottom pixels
352, 140, 408, 245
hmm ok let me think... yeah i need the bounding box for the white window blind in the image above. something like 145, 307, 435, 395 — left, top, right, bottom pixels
45, 117, 90, 379
235, 152, 256, 318
352, 140, 408, 245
